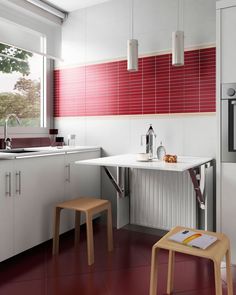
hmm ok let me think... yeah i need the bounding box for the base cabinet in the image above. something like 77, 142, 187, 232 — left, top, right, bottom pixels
0, 161, 14, 261
61, 150, 101, 232
0, 149, 101, 262
221, 163, 236, 263
14, 155, 65, 255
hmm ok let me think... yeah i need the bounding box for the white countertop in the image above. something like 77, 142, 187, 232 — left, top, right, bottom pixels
0, 146, 101, 160
75, 154, 213, 172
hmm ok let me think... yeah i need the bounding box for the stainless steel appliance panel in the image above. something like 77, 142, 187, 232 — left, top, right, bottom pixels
221, 83, 236, 162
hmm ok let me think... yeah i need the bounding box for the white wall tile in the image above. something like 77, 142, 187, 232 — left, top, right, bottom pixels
58, 0, 216, 67
56, 114, 217, 158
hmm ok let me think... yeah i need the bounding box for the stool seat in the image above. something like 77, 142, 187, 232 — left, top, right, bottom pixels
149, 226, 233, 295
155, 226, 229, 263
57, 198, 110, 212
52, 197, 113, 266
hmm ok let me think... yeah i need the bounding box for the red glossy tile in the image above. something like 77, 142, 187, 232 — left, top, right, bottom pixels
0, 224, 235, 295
0, 248, 46, 284
47, 272, 109, 295
54, 47, 216, 117
0, 279, 44, 295
170, 286, 228, 295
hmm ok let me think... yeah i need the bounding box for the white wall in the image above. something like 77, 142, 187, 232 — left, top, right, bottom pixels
58, 0, 216, 67
55, 0, 217, 213
55, 114, 216, 157
56, 0, 216, 156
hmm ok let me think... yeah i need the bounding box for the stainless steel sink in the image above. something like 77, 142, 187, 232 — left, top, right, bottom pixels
0, 149, 38, 153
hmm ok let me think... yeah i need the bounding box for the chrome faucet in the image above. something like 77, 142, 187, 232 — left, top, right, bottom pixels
4, 114, 21, 150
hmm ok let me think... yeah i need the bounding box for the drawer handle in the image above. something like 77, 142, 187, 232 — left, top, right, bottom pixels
16, 171, 21, 195
5, 172, 11, 196
65, 164, 70, 182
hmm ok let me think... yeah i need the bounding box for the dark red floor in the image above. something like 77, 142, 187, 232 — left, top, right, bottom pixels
0, 222, 235, 295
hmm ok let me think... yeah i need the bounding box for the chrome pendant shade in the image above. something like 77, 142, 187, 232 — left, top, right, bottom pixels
172, 30, 184, 66
127, 39, 138, 72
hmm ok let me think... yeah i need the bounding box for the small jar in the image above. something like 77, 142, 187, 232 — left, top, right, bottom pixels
55, 137, 64, 149
156, 142, 166, 161
67, 134, 76, 146
49, 129, 58, 146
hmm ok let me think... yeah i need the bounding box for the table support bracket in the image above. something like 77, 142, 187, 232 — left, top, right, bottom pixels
188, 161, 212, 210
103, 166, 123, 195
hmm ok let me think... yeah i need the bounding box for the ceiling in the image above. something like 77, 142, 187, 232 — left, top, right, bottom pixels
44, 0, 111, 12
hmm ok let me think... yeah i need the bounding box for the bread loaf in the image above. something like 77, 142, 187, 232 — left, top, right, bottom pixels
163, 154, 177, 163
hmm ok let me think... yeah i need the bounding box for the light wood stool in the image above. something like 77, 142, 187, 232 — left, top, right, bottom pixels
149, 226, 233, 295
52, 197, 113, 265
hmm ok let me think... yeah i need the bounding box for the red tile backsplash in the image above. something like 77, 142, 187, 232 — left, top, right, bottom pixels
0, 138, 51, 149
54, 47, 216, 117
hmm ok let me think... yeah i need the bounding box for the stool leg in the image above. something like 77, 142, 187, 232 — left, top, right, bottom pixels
149, 246, 159, 295
225, 249, 233, 295
86, 212, 94, 265
214, 261, 222, 295
52, 207, 61, 255
167, 250, 175, 294
74, 211, 81, 247
107, 203, 113, 252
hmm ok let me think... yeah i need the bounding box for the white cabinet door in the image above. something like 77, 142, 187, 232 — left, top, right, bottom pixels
62, 150, 101, 232
0, 161, 14, 261
13, 155, 65, 254
221, 163, 236, 263
221, 6, 236, 83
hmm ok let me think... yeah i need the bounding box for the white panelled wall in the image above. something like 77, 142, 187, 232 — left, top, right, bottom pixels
55, 0, 217, 221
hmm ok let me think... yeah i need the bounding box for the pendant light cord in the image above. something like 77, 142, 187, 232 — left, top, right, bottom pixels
177, 0, 179, 30
131, 0, 134, 39
177, 0, 184, 31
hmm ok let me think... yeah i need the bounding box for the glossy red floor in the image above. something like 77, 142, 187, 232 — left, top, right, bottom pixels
0, 222, 235, 295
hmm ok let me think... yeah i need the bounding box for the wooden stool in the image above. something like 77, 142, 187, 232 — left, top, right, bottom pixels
52, 197, 113, 265
149, 226, 233, 295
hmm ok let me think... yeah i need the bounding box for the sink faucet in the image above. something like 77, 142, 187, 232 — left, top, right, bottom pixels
4, 114, 21, 150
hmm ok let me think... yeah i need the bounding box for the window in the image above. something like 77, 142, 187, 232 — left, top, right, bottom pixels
0, 43, 45, 127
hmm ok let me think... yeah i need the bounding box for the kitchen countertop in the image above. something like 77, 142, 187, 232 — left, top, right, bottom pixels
0, 146, 101, 160
76, 154, 213, 172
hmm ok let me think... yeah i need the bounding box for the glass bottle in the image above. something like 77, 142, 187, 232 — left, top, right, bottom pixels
156, 142, 166, 160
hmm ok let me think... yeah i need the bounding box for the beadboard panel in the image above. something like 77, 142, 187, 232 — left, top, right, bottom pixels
130, 169, 196, 230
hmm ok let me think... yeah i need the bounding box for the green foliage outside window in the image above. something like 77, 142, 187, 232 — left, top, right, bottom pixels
0, 43, 32, 75
0, 43, 42, 127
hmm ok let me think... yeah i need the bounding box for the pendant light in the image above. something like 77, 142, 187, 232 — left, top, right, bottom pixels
127, 0, 138, 71
172, 0, 184, 66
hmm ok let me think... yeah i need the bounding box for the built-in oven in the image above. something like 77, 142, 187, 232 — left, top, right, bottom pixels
221, 83, 236, 162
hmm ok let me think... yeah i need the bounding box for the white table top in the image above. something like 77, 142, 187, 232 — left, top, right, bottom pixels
75, 154, 213, 172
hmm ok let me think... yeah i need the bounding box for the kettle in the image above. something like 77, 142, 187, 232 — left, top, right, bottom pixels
141, 124, 157, 159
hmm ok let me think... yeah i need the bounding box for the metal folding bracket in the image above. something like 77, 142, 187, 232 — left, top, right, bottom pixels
188, 161, 212, 210
103, 166, 129, 198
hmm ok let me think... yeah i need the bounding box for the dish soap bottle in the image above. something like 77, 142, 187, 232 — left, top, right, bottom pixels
156, 142, 166, 160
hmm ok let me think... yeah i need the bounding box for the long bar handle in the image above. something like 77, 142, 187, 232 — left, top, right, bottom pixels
19, 171, 21, 195
9, 172, 11, 197
5, 173, 10, 196
16, 171, 21, 195
228, 99, 236, 151
65, 164, 70, 182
